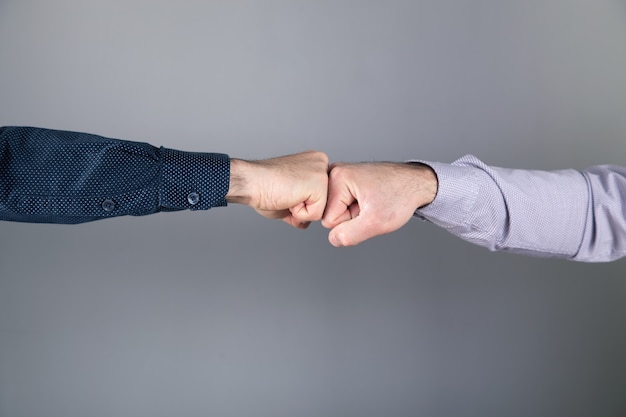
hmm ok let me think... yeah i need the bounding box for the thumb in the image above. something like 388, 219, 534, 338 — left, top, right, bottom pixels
328, 214, 379, 247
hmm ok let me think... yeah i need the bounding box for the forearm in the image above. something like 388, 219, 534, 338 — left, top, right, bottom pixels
0, 126, 230, 224
415, 155, 626, 262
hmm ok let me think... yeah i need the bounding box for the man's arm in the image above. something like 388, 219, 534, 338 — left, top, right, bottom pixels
322, 155, 626, 262
417, 155, 626, 262
0, 126, 328, 226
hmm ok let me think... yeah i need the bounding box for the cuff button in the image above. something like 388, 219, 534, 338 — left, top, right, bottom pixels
102, 199, 116, 212
187, 192, 200, 205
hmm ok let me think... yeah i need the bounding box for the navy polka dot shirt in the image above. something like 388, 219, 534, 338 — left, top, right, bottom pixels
0, 126, 230, 224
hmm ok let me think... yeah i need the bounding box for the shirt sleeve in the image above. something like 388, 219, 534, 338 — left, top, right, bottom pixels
414, 155, 626, 262
0, 126, 230, 224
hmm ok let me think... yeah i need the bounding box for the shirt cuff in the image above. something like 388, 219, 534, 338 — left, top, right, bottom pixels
412, 160, 480, 228
159, 148, 230, 211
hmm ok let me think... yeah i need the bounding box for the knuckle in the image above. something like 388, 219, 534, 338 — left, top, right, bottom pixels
329, 165, 347, 181
305, 150, 328, 162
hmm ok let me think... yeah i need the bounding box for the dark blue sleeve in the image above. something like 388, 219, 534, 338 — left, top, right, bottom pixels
0, 126, 230, 224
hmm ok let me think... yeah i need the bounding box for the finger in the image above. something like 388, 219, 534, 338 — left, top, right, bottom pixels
327, 213, 381, 247
261, 208, 310, 229
322, 196, 353, 229
291, 190, 328, 223
321, 170, 357, 229
283, 216, 311, 229
321, 201, 357, 230
348, 202, 360, 219
290, 202, 307, 218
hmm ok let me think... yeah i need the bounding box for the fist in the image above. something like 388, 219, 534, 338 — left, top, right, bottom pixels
322, 162, 437, 246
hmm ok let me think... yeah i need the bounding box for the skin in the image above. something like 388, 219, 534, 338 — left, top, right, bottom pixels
223, 153, 438, 246
322, 162, 438, 247
226, 151, 329, 229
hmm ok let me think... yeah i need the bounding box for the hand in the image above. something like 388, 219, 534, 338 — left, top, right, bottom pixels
322, 162, 438, 246
227, 151, 329, 229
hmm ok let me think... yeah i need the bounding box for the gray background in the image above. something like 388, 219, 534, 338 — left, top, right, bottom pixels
1, 1, 625, 416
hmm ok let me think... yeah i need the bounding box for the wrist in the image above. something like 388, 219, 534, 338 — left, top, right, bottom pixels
226, 159, 254, 206
406, 162, 438, 208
